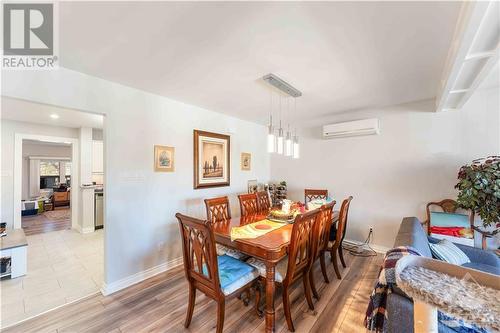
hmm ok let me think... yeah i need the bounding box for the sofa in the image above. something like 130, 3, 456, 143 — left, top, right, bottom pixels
386, 217, 500, 333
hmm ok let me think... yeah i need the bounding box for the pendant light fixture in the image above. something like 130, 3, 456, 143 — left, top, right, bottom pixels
293, 98, 300, 159
262, 73, 302, 159
267, 90, 276, 153
276, 95, 284, 155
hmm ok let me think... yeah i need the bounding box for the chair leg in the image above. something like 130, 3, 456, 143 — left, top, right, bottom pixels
303, 272, 315, 311
332, 250, 341, 279
216, 299, 225, 333
254, 280, 263, 318
184, 283, 196, 328
339, 245, 347, 268
282, 286, 295, 332
309, 269, 319, 300
320, 251, 330, 284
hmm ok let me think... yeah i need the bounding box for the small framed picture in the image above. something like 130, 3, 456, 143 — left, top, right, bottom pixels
154, 145, 175, 172
241, 152, 251, 171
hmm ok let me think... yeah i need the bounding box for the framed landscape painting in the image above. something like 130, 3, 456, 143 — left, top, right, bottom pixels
154, 145, 175, 172
193, 130, 230, 189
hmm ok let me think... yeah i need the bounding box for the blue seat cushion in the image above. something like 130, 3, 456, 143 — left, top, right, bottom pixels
462, 262, 500, 276
203, 255, 258, 295
430, 212, 470, 228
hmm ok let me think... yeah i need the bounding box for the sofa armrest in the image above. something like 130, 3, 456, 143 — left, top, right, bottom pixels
386, 292, 414, 333
454, 243, 500, 267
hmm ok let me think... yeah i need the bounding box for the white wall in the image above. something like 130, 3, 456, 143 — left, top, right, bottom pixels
271, 88, 499, 249
1, 120, 79, 227
21, 142, 72, 200
2, 68, 270, 287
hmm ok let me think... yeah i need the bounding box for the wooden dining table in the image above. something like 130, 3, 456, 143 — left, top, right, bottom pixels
212, 210, 340, 333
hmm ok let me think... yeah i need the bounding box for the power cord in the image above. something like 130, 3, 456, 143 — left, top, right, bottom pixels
342, 228, 377, 257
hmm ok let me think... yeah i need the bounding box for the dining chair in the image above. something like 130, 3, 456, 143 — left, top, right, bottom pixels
256, 191, 271, 212
247, 209, 321, 332
204, 196, 248, 261
328, 196, 353, 277
238, 193, 259, 216
309, 201, 336, 299
304, 189, 328, 203
176, 213, 260, 333
205, 196, 232, 223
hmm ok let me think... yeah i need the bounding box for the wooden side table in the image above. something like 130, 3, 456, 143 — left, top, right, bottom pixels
44, 202, 53, 211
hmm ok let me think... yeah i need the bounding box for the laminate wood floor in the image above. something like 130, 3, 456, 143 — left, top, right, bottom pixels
2, 252, 383, 333
22, 208, 71, 236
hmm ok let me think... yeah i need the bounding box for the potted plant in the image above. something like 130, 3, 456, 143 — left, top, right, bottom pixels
455, 156, 500, 248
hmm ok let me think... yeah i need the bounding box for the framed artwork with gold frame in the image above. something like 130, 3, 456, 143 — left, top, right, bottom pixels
194, 130, 230, 189
154, 145, 175, 172
241, 152, 251, 171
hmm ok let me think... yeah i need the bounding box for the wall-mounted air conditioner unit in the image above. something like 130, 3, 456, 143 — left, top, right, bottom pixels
323, 118, 380, 139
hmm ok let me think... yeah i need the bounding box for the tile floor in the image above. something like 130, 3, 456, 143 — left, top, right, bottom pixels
0, 229, 104, 328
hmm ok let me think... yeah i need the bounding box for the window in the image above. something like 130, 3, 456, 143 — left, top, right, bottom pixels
40, 161, 60, 176
65, 162, 71, 176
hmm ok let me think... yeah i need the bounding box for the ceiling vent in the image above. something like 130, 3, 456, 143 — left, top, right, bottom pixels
323, 118, 380, 139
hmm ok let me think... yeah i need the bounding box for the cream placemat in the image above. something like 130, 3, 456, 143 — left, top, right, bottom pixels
230, 219, 285, 241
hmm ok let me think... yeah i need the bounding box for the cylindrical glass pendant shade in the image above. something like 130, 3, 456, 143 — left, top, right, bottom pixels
285, 132, 292, 156
293, 136, 300, 159
277, 128, 284, 155
267, 125, 275, 153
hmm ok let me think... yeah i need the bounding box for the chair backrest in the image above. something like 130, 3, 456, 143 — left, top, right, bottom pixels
313, 201, 336, 258
176, 213, 221, 296
337, 196, 353, 243
425, 199, 474, 235
256, 191, 271, 212
204, 196, 231, 223
284, 209, 321, 283
304, 189, 328, 203
238, 193, 259, 216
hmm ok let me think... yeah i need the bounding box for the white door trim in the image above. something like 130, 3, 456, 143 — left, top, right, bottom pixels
14, 133, 80, 230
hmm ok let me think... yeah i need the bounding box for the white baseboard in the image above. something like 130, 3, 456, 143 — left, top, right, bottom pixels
81, 226, 95, 234
343, 239, 390, 254
101, 257, 183, 296
73, 225, 95, 234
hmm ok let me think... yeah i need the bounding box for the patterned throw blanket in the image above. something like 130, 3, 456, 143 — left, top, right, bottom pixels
364, 246, 421, 332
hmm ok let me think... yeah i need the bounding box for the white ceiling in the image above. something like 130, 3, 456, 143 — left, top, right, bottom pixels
59, 2, 462, 124
1, 97, 104, 129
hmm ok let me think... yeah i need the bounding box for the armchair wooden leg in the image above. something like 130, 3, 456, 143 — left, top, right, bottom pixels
320, 251, 330, 284
282, 286, 295, 332
309, 269, 319, 300
185, 283, 196, 328
216, 299, 225, 333
338, 245, 346, 268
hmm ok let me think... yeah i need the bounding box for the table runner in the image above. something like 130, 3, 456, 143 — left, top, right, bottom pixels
230, 219, 285, 241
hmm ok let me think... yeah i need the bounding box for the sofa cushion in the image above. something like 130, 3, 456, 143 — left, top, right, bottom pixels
429, 239, 470, 265
462, 262, 500, 276
394, 217, 432, 257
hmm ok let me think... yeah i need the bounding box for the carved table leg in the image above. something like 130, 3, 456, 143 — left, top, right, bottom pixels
265, 262, 276, 333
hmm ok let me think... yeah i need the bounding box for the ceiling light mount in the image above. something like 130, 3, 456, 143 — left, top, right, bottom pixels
50, 114, 60, 119
262, 74, 302, 98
